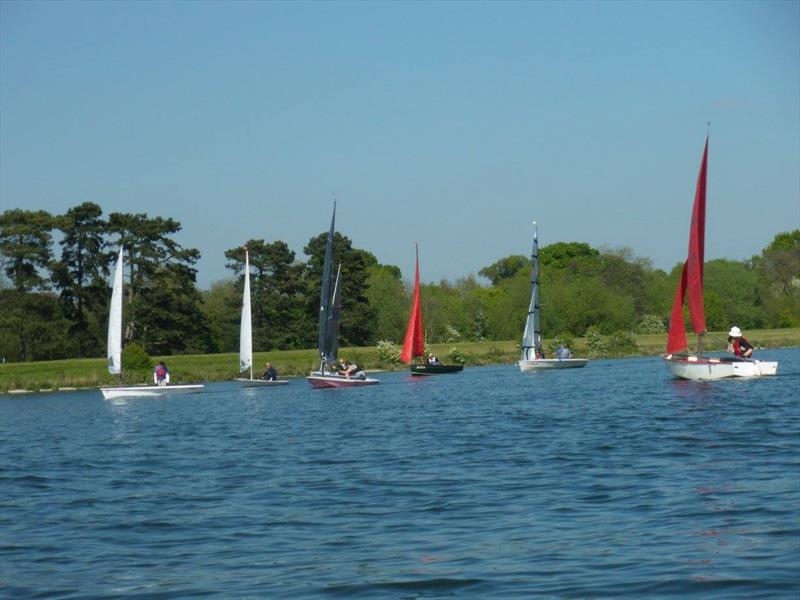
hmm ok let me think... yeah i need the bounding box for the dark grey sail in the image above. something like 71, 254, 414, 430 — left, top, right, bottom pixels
316, 202, 337, 373
521, 222, 543, 361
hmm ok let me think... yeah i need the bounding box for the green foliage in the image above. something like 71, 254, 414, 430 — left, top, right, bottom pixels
366, 265, 408, 343
478, 255, 528, 285
447, 347, 466, 365
376, 340, 402, 365
584, 326, 609, 355
0, 209, 54, 292
637, 314, 666, 334
753, 230, 800, 327
122, 343, 152, 372
607, 330, 639, 356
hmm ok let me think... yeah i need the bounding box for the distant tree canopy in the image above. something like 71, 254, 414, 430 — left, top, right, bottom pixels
0, 202, 795, 362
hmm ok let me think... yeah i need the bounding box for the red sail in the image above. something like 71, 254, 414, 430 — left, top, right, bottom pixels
667, 138, 708, 353
400, 246, 425, 363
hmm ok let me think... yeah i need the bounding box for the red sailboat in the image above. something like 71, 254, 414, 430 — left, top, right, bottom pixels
401, 244, 463, 376
661, 136, 778, 380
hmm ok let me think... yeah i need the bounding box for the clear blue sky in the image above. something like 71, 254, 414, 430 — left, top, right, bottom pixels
2, 0, 798, 288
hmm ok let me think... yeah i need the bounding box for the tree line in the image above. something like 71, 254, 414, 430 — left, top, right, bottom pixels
1, 203, 797, 362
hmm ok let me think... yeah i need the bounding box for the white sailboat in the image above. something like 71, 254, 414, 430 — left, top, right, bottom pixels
307, 203, 378, 388
235, 246, 288, 386
100, 247, 204, 399
519, 222, 588, 372
662, 137, 778, 380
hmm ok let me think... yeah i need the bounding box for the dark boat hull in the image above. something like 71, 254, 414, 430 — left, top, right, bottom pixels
410, 364, 464, 376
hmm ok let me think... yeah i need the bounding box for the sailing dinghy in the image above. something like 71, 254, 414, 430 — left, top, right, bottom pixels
306, 203, 379, 388
401, 244, 463, 375
100, 247, 204, 399
235, 246, 288, 387
519, 222, 588, 372
662, 137, 777, 380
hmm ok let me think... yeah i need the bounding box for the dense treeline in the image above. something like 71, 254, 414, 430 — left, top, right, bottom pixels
1, 204, 798, 362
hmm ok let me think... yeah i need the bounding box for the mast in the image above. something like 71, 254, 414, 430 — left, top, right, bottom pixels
521, 221, 543, 361
316, 202, 336, 373
400, 243, 424, 364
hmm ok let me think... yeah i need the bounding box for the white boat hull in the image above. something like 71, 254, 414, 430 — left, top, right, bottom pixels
662, 355, 778, 380
306, 372, 379, 388
519, 358, 589, 372
100, 384, 205, 400
235, 378, 289, 387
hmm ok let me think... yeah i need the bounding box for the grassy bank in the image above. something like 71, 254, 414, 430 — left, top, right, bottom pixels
1, 328, 797, 393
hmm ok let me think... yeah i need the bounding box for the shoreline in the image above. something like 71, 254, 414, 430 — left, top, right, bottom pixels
2, 328, 798, 394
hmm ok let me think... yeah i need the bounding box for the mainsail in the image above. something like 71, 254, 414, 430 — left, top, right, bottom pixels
400, 244, 424, 363
667, 137, 708, 354
521, 222, 543, 361
316, 203, 338, 372
107, 246, 124, 375
239, 247, 253, 376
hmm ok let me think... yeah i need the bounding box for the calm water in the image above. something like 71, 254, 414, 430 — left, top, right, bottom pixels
2, 349, 799, 599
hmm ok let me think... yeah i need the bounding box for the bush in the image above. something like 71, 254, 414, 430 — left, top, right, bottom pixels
376, 340, 402, 366
123, 343, 152, 372
448, 347, 466, 365
584, 326, 608, 354
608, 330, 639, 356
637, 314, 666, 334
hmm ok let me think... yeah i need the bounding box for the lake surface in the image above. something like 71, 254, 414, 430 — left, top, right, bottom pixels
2, 349, 799, 599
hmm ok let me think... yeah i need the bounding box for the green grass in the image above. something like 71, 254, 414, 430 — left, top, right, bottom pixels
2, 328, 797, 393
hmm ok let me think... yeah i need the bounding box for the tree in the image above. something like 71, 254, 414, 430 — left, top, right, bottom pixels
478, 255, 529, 285
0, 290, 73, 362
51, 202, 110, 357
303, 231, 378, 347
0, 209, 54, 292
365, 264, 408, 342
754, 230, 800, 327
225, 239, 306, 350
201, 279, 240, 353
107, 212, 206, 353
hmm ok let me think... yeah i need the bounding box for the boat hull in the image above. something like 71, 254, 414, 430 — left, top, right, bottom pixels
100, 384, 205, 400
410, 364, 464, 376
306, 373, 379, 388
662, 355, 778, 380
235, 378, 289, 387
519, 358, 588, 372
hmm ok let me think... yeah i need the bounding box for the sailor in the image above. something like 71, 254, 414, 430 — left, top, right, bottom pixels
153, 361, 170, 386
427, 353, 442, 366
727, 326, 754, 358
556, 344, 572, 359
260, 362, 278, 381
338, 359, 366, 379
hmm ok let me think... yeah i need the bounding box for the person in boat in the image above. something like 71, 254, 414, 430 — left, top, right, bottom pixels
427, 353, 442, 366
260, 362, 278, 381
337, 359, 366, 380
153, 361, 170, 386
556, 344, 572, 359
727, 326, 754, 358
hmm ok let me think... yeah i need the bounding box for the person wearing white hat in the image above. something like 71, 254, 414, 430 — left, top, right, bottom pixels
727, 326, 754, 358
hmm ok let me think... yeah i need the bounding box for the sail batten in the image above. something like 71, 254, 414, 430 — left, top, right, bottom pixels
400, 244, 424, 363
107, 247, 124, 375
667, 137, 708, 354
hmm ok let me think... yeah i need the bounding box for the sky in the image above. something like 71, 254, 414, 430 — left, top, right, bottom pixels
1, 0, 798, 289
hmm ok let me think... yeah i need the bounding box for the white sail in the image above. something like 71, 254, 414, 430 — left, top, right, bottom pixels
107, 247, 124, 375
239, 248, 253, 376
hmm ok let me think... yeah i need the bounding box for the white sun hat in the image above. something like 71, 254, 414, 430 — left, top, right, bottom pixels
729, 326, 742, 337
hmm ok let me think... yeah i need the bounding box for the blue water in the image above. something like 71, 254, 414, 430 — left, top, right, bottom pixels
2, 349, 799, 599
